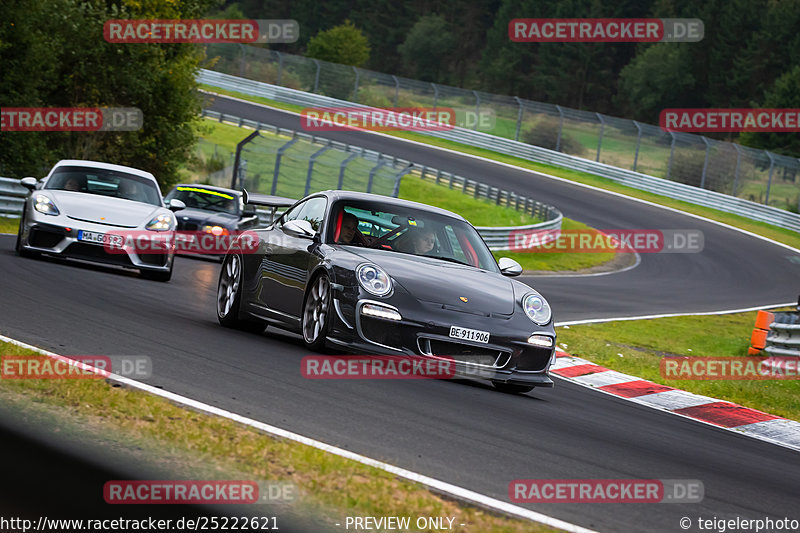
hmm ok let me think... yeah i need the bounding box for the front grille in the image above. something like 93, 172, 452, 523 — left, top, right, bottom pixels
178, 222, 199, 231
29, 229, 63, 248
138, 253, 168, 266
359, 315, 403, 348
515, 346, 553, 371
418, 338, 510, 368
64, 243, 133, 267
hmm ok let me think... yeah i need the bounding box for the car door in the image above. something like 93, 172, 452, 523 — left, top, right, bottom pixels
258, 196, 327, 318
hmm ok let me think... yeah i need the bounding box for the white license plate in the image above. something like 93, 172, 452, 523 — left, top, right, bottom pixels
449, 326, 490, 344
78, 230, 123, 247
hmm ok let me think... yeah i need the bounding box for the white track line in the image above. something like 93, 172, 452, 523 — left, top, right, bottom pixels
0, 332, 597, 533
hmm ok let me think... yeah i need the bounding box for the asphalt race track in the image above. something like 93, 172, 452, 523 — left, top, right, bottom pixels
1, 96, 799, 532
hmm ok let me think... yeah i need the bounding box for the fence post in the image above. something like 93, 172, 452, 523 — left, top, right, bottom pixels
514, 96, 524, 141
700, 136, 711, 189
312, 59, 321, 93
555, 105, 564, 152
231, 130, 261, 189
271, 138, 298, 195
432, 83, 439, 110
352, 67, 360, 102
275, 51, 283, 86
596, 113, 605, 162
765, 151, 775, 205
392, 75, 399, 107
472, 91, 480, 131
666, 132, 677, 180
367, 159, 387, 193
732, 144, 743, 196
338, 153, 358, 189
305, 146, 331, 196
392, 164, 414, 197
633, 121, 643, 172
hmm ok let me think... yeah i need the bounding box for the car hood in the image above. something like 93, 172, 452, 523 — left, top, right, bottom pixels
347, 248, 515, 315
49, 191, 162, 227
176, 208, 238, 228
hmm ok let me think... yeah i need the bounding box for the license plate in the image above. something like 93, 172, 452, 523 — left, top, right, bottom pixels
78, 230, 123, 247
449, 326, 490, 344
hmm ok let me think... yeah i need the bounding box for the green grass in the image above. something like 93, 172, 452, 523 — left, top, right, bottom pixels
201, 86, 800, 252
0, 217, 19, 235
0, 341, 560, 533
556, 308, 800, 421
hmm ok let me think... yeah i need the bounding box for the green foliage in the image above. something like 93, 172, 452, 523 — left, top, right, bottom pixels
522, 116, 587, 157
0, 0, 217, 187
398, 15, 456, 82
739, 66, 800, 157
306, 20, 370, 67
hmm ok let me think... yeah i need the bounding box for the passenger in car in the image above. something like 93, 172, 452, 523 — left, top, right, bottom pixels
402, 227, 437, 255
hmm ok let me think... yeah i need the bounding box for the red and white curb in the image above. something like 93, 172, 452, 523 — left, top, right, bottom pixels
551, 349, 800, 453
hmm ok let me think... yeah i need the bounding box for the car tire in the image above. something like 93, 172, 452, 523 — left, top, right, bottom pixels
302, 272, 332, 352
14, 213, 37, 258
217, 252, 266, 333
492, 381, 535, 394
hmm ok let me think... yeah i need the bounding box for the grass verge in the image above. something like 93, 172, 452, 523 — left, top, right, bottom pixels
0, 217, 19, 235
0, 340, 559, 533
201, 86, 800, 252
555, 308, 800, 421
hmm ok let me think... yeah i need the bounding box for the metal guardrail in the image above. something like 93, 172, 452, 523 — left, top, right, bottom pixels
765, 312, 800, 358
203, 110, 562, 251
198, 69, 800, 234
0, 177, 27, 218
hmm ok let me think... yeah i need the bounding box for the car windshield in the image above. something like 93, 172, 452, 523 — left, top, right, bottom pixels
164, 186, 239, 215
329, 200, 499, 272
44, 166, 162, 207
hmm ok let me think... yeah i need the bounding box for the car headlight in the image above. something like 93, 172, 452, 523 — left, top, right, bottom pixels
522, 293, 552, 325
203, 225, 229, 236
146, 213, 174, 232
356, 263, 392, 297
33, 194, 59, 216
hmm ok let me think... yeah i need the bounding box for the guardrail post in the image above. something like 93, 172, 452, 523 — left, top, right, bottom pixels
305, 145, 331, 196
633, 121, 643, 172
367, 159, 387, 193
732, 144, 743, 196
312, 59, 321, 93
765, 151, 775, 205
432, 83, 439, 110
338, 153, 358, 189
231, 130, 261, 189
514, 97, 524, 141
596, 113, 605, 162
352, 67, 360, 102
555, 105, 564, 152
392, 75, 399, 107
700, 136, 711, 189
472, 91, 480, 131
271, 138, 298, 195
666, 132, 677, 180
275, 51, 283, 86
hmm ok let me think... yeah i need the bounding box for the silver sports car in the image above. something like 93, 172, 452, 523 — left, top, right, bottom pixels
15, 159, 185, 281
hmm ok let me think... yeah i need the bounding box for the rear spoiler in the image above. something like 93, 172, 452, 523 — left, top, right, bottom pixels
241, 189, 296, 208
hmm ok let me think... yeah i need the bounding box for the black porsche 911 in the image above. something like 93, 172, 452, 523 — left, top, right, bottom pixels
216, 190, 556, 393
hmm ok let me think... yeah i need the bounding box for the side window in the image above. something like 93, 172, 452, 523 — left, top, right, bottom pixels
279, 201, 305, 226
298, 197, 327, 232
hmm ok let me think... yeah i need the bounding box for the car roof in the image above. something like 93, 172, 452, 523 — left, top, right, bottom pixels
50, 159, 157, 183
172, 183, 241, 197
317, 190, 467, 222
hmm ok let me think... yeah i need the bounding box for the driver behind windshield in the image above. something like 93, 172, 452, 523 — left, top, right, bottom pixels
337, 212, 361, 244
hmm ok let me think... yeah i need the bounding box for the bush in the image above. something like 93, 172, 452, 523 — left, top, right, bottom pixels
522, 116, 586, 157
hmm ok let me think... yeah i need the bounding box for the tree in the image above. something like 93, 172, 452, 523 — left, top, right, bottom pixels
739, 66, 800, 157
0, 0, 217, 186
306, 20, 370, 67
398, 15, 456, 82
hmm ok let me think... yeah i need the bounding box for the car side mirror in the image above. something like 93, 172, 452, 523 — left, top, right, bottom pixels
168, 198, 186, 211
283, 219, 315, 239
20, 177, 38, 190
498, 257, 522, 277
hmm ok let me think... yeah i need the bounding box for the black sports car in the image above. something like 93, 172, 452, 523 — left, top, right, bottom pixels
216, 190, 556, 393
164, 184, 260, 257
